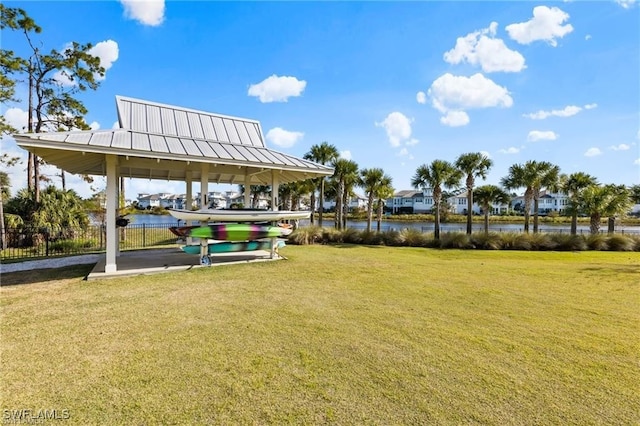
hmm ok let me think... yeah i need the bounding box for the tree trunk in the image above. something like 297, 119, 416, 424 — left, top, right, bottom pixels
533, 192, 540, 234
34, 156, 40, 203
590, 213, 600, 235
366, 193, 374, 233
483, 206, 489, 234
607, 217, 615, 234
60, 170, 66, 190
319, 179, 325, 226
310, 191, 316, 225
377, 200, 383, 232
570, 212, 578, 235
523, 189, 532, 233
0, 188, 6, 250
466, 178, 473, 235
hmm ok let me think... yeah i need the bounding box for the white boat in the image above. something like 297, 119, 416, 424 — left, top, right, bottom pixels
167, 208, 310, 222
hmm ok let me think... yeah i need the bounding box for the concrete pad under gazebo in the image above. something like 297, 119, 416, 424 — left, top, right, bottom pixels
14, 96, 333, 275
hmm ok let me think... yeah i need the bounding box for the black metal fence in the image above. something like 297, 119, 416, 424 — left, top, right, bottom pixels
1, 224, 177, 262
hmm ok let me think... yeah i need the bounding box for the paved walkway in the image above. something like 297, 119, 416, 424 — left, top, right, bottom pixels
0, 254, 102, 274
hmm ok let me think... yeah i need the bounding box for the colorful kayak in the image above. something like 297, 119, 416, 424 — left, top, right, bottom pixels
170, 223, 293, 238
181, 240, 285, 255
168, 208, 310, 222
186, 223, 292, 240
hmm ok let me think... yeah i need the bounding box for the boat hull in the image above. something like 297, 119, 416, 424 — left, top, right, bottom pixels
168, 208, 310, 222
185, 223, 292, 240
181, 240, 284, 254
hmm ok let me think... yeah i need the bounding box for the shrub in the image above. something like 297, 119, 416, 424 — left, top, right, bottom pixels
585, 234, 608, 251
606, 235, 635, 252
471, 233, 503, 250
439, 232, 472, 249
288, 226, 323, 245
500, 233, 533, 251
380, 230, 403, 247
341, 228, 363, 244
360, 231, 385, 246
398, 228, 431, 247
549, 234, 587, 251
528, 233, 557, 251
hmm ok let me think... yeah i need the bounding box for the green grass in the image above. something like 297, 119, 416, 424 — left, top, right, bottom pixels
1, 246, 639, 424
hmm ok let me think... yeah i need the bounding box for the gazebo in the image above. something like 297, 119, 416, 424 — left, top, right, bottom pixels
14, 96, 333, 273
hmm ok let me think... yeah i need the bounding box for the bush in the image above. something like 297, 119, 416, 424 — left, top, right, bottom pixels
398, 228, 431, 247
288, 226, 323, 245
528, 233, 557, 251
380, 230, 403, 247
471, 233, 503, 250
586, 234, 609, 251
439, 232, 472, 249
606, 235, 635, 252
500, 233, 533, 251
549, 234, 587, 251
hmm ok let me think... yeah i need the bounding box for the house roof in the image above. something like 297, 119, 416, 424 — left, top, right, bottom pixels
14, 96, 333, 185
394, 190, 423, 198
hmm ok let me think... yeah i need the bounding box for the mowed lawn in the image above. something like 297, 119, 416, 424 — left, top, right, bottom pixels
1, 246, 638, 424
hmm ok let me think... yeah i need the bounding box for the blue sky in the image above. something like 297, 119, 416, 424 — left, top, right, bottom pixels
1, 0, 639, 199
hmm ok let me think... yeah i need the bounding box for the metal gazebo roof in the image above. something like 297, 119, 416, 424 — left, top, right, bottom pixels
13, 96, 333, 185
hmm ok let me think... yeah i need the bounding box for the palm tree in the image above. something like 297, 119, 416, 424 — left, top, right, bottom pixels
411, 160, 462, 239
501, 160, 560, 233
359, 168, 385, 232
375, 175, 394, 232
455, 152, 493, 235
630, 184, 640, 205
558, 172, 598, 235
304, 142, 339, 226
473, 185, 511, 234
332, 158, 359, 230
578, 184, 631, 234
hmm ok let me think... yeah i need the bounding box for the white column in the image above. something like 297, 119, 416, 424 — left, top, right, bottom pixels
271, 170, 279, 211
185, 170, 193, 245
185, 170, 193, 211
244, 172, 251, 208
105, 155, 118, 273
200, 163, 209, 208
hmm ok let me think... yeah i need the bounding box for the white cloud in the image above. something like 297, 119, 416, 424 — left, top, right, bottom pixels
506, 6, 573, 47
406, 138, 419, 146
440, 110, 470, 127
610, 144, 630, 151
634, 158, 640, 165
524, 105, 582, 119
585, 34, 592, 41
397, 148, 409, 156
120, 0, 165, 26
339, 150, 352, 160
584, 103, 597, 110
375, 112, 412, 147
615, 0, 637, 9
3, 107, 28, 132
528, 130, 558, 142
112, 121, 120, 129
265, 127, 304, 148
428, 73, 512, 125
416, 91, 427, 104
88, 40, 119, 80
89, 121, 100, 130
499, 147, 520, 154
479, 150, 492, 159
248, 75, 306, 103
53, 70, 75, 87
584, 147, 602, 157
444, 22, 526, 73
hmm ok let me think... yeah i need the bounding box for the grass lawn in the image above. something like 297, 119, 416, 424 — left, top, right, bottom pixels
1, 245, 638, 424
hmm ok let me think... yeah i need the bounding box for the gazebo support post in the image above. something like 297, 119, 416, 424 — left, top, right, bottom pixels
186, 169, 193, 245
244, 172, 251, 208
105, 154, 118, 273
270, 170, 279, 259
199, 163, 209, 264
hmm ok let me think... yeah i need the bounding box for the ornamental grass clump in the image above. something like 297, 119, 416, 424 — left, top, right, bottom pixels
380, 229, 403, 246
549, 234, 588, 251
470, 232, 503, 250
606, 235, 636, 252
288, 226, 323, 245
398, 228, 431, 247
439, 232, 472, 249
528, 233, 557, 251
586, 234, 609, 251
500, 233, 533, 250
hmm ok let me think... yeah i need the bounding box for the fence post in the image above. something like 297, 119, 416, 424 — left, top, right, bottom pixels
45, 231, 49, 257
143, 223, 146, 248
